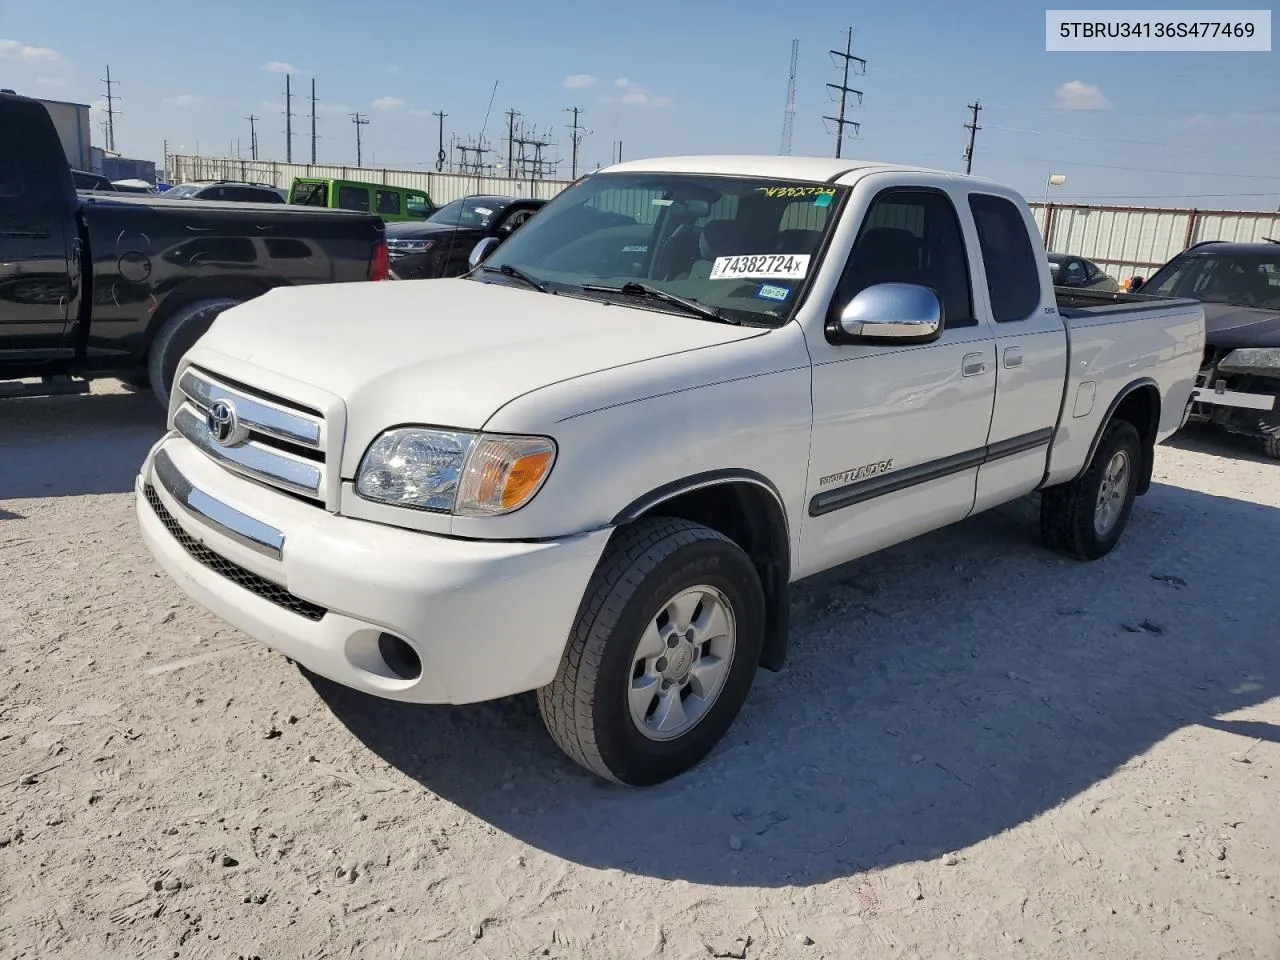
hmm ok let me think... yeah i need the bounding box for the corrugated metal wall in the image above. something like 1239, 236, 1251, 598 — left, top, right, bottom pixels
1030, 202, 1280, 281
165, 155, 571, 204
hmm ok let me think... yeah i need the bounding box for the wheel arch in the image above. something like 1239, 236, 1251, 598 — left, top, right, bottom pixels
611, 470, 792, 672
141, 275, 280, 352
1077, 378, 1162, 496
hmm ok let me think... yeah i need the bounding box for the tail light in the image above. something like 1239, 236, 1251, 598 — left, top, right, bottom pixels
368, 240, 389, 281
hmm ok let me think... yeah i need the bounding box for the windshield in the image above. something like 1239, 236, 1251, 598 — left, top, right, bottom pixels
1146, 250, 1280, 309
163, 185, 201, 199
478, 173, 846, 325
428, 197, 509, 228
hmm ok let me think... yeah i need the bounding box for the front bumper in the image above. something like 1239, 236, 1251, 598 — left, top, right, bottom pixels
135, 435, 612, 704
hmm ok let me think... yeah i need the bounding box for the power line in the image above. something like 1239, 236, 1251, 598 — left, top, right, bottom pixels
284, 75, 294, 163
780, 38, 799, 155
309, 78, 318, 164
245, 115, 259, 161
823, 27, 865, 159
564, 106, 590, 179
962, 100, 982, 174
432, 110, 448, 172
350, 112, 369, 167
100, 65, 118, 152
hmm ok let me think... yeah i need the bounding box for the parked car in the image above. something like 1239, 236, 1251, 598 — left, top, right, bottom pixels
0, 91, 388, 406
386, 195, 545, 279
289, 178, 434, 222
163, 180, 286, 203
135, 155, 1204, 786
71, 169, 116, 191
1047, 252, 1118, 292
1128, 240, 1280, 458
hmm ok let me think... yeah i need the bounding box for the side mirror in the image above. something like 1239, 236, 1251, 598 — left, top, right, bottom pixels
468, 236, 500, 270
837, 282, 943, 344
1128, 276, 1146, 292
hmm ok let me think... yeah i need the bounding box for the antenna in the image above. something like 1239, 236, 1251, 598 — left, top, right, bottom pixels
310, 78, 318, 164
245, 114, 259, 161
962, 99, 982, 174
432, 110, 448, 172
780, 39, 799, 155
350, 112, 369, 167
564, 106, 590, 179
100, 65, 119, 152
284, 74, 294, 163
823, 26, 866, 158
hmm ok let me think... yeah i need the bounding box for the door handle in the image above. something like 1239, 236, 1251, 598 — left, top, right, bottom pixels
962, 352, 987, 377
1003, 347, 1024, 368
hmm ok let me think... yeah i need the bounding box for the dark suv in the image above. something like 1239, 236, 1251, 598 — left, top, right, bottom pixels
162, 180, 286, 203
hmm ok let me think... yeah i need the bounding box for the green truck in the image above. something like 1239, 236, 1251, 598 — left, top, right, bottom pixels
289, 177, 434, 222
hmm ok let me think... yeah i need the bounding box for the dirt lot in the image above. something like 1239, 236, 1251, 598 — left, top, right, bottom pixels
1, 380, 1277, 960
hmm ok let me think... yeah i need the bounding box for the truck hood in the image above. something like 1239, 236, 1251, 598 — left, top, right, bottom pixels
1203, 302, 1280, 350
196, 277, 765, 466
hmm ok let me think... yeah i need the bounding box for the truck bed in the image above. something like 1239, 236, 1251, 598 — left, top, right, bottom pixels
1054, 286, 1197, 318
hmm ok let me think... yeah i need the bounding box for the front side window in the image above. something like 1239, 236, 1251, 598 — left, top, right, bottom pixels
480, 173, 847, 326
405, 193, 430, 217
833, 189, 974, 327
1146, 251, 1280, 309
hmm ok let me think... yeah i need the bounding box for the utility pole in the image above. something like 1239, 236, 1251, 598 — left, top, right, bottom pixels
823, 27, 866, 159
100, 65, 118, 152
564, 106, 589, 179
962, 99, 982, 174
505, 108, 520, 178
245, 115, 259, 161
432, 110, 448, 172
350, 112, 369, 167
284, 74, 294, 163
310, 78, 318, 163
780, 39, 799, 155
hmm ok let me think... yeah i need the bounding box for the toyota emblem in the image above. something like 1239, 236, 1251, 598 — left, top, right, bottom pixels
206, 399, 242, 446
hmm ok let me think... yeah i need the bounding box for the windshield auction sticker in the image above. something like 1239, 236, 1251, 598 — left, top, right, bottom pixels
710, 254, 810, 280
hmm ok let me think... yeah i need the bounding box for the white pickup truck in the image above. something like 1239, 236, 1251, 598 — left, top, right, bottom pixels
135, 156, 1205, 786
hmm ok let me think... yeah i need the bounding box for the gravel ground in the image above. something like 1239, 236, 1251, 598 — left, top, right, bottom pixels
2, 380, 1278, 960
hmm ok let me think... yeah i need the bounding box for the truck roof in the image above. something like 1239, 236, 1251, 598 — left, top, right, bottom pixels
600, 154, 986, 184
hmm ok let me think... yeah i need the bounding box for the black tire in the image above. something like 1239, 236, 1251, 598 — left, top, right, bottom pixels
147, 297, 240, 409
537, 517, 765, 786
1041, 419, 1143, 561
1263, 436, 1280, 461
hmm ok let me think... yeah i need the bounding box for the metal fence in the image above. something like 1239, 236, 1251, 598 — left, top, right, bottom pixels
164, 155, 573, 204
1029, 202, 1280, 281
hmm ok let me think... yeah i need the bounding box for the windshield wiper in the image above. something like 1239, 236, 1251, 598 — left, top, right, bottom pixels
481, 263, 548, 293
579, 281, 740, 325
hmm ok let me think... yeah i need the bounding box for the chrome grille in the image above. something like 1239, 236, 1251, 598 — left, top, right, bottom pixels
175, 366, 329, 507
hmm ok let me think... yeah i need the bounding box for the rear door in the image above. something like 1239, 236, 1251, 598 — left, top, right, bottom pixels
0, 96, 76, 357
967, 192, 1068, 512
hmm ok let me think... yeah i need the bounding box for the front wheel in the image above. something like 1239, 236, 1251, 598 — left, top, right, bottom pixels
1041, 419, 1142, 561
537, 518, 765, 786
147, 297, 241, 408
1263, 436, 1280, 461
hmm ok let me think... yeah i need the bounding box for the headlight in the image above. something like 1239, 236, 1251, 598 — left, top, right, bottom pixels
354, 427, 556, 516
387, 239, 435, 254
1219, 347, 1280, 372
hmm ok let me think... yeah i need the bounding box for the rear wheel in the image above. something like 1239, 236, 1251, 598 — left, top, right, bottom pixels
537, 517, 765, 786
147, 297, 240, 408
1041, 419, 1142, 561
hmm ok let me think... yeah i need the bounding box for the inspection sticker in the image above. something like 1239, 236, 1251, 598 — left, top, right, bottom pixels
757, 283, 791, 302
710, 253, 810, 280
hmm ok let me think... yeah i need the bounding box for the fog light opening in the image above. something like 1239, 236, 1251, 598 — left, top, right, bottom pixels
377, 633, 422, 681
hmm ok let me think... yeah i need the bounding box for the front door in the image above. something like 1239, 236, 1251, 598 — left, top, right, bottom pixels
798, 186, 997, 578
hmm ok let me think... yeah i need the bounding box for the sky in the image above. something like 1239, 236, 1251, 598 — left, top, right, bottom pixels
2, 0, 1278, 209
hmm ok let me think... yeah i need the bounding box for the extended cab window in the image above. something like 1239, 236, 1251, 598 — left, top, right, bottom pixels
834, 189, 975, 328
968, 194, 1041, 322
338, 186, 370, 212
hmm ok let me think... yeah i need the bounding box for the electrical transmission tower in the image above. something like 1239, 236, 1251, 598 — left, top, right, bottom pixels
309, 79, 318, 163
350, 113, 369, 167
823, 27, 865, 159
780, 39, 799, 155
284, 75, 295, 163
455, 138, 492, 175
511, 124, 556, 180
564, 106, 590, 179
245, 115, 259, 161
962, 100, 982, 174
100, 66, 119, 152
432, 110, 448, 172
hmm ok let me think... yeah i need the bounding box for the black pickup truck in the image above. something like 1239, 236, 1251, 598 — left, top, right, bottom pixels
0, 90, 388, 406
